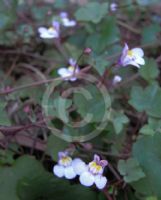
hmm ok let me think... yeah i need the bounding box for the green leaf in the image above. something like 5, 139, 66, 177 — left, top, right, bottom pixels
17, 174, 98, 200
140, 125, 155, 136
62, 124, 95, 141
99, 17, 120, 47
139, 116, 161, 136
47, 96, 72, 123
141, 24, 161, 44
0, 101, 11, 126
129, 83, 161, 118
146, 197, 158, 200
75, 2, 108, 24
17, 24, 34, 43
89, 54, 109, 76
74, 85, 111, 122
0, 155, 99, 200
86, 34, 102, 53
0, 156, 45, 200
132, 133, 161, 198
46, 135, 68, 161
0, 149, 15, 165
86, 17, 120, 53
110, 110, 129, 134
136, 0, 160, 6
118, 158, 145, 183
0, 0, 17, 29
139, 58, 159, 82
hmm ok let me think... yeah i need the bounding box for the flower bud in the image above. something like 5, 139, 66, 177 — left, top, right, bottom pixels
84, 47, 92, 54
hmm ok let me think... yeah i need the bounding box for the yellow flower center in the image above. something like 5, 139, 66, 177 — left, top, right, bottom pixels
127, 50, 133, 57
68, 65, 75, 72
89, 161, 102, 173
48, 27, 55, 31
59, 156, 72, 166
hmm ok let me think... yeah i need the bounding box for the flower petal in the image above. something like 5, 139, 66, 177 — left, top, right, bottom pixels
113, 75, 122, 84
52, 21, 60, 32
110, 3, 117, 11
120, 43, 129, 66
123, 43, 129, 55
94, 154, 100, 163
64, 166, 76, 179
39, 31, 58, 39
53, 165, 64, 178
60, 12, 68, 18
79, 172, 95, 187
128, 61, 140, 68
120, 55, 132, 66
69, 58, 76, 66
70, 77, 77, 81
62, 19, 76, 27
58, 151, 68, 159
38, 27, 47, 34
95, 175, 107, 189
57, 68, 70, 77
72, 158, 87, 175
135, 56, 145, 65
132, 48, 144, 57
100, 160, 108, 168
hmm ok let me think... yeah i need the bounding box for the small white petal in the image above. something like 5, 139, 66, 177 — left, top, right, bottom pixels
110, 3, 117, 11
52, 21, 60, 32
64, 166, 76, 179
62, 19, 76, 27
95, 175, 107, 189
131, 48, 144, 57
60, 12, 68, 18
70, 77, 77, 81
57, 68, 69, 76
40, 33, 56, 39
135, 56, 145, 65
120, 44, 129, 66
79, 171, 95, 187
120, 55, 132, 66
69, 58, 77, 66
113, 75, 122, 84
38, 27, 47, 34
128, 61, 140, 68
53, 165, 64, 178
72, 158, 87, 175
122, 43, 129, 55
39, 30, 59, 39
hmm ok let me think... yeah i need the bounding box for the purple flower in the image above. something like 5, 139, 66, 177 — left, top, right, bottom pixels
119, 43, 145, 68
79, 154, 108, 189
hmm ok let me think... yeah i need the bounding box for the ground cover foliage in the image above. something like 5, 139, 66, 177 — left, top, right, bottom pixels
0, 0, 161, 199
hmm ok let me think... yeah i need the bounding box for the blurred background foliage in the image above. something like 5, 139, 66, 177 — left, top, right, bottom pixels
0, 0, 161, 199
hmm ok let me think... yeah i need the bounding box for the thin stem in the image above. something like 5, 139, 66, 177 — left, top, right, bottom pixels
0, 67, 91, 96
73, 51, 84, 76
117, 20, 140, 34
108, 163, 122, 181
54, 39, 68, 61
103, 189, 113, 200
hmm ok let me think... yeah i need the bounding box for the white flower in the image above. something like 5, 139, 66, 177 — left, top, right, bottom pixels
53, 151, 86, 179
79, 154, 108, 189
38, 21, 60, 39
113, 75, 122, 85
72, 158, 87, 175
110, 3, 118, 11
119, 43, 145, 68
57, 58, 80, 81
60, 12, 76, 27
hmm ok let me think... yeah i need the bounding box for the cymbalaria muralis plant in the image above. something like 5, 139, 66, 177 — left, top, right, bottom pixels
0, 1, 161, 200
